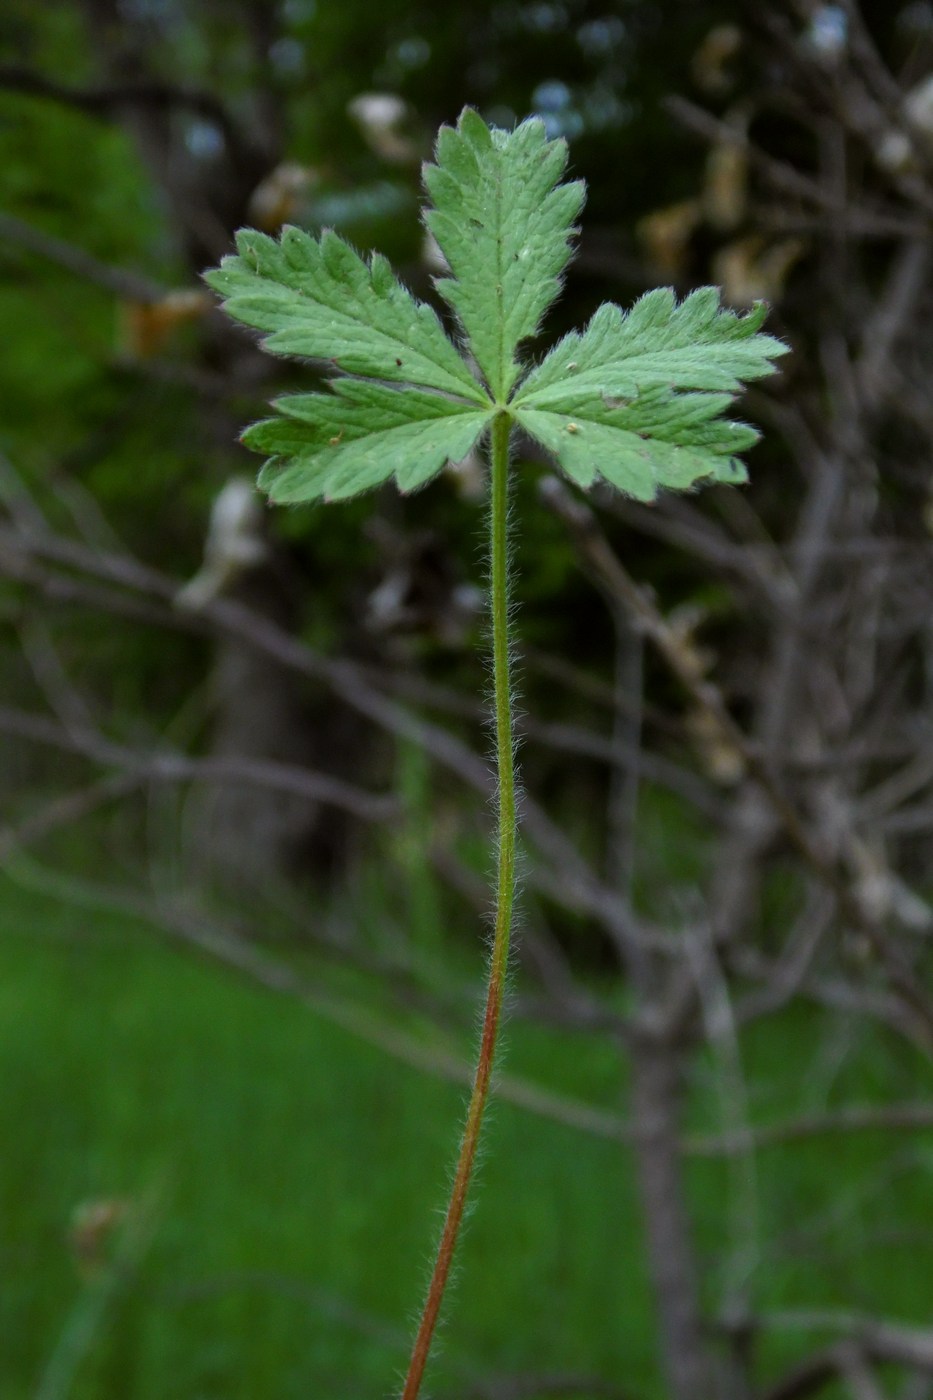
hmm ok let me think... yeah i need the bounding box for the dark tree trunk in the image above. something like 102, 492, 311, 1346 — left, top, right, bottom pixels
629, 1032, 717, 1400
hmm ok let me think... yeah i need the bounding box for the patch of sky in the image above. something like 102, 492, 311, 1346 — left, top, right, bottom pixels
530, 79, 583, 140
520, 2, 568, 33
283, 0, 316, 21
581, 84, 631, 131
269, 36, 305, 75
394, 36, 431, 70
184, 119, 224, 160
311, 182, 412, 230
804, 5, 848, 57
576, 15, 626, 57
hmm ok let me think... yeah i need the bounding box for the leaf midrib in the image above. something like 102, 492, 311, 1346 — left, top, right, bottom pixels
493, 149, 509, 404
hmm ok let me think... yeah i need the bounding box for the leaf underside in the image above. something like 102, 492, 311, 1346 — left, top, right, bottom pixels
204, 108, 787, 506
511, 285, 788, 497
205, 225, 484, 404
247, 381, 492, 503
423, 108, 584, 403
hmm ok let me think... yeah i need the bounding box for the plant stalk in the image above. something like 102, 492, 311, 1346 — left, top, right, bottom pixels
400, 410, 518, 1400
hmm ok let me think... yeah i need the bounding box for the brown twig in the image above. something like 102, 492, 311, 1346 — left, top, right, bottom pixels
539, 476, 933, 1048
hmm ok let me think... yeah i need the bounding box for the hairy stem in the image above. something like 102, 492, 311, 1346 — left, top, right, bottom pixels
400, 410, 517, 1400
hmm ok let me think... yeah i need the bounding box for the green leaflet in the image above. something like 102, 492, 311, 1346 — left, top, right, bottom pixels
511, 286, 787, 499
204, 225, 486, 404
513, 393, 753, 499
423, 109, 584, 403
513, 287, 788, 407
245, 381, 492, 503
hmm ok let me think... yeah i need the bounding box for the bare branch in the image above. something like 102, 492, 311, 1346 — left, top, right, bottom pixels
0, 211, 165, 302
687, 1103, 933, 1156
0, 518, 667, 955
0, 66, 252, 161
0, 704, 399, 824
539, 476, 933, 1048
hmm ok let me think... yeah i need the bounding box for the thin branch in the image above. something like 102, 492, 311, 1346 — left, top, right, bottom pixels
539, 476, 933, 1048
0, 704, 398, 824
687, 1102, 933, 1156
0, 773, 142, 864
665, 93, 843, 208
0, 211, 165, 302
762, 1317, 933, 1400
0, 519, 664, 954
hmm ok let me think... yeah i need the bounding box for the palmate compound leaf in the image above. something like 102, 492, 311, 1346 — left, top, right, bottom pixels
424, 108, 585, 403
510, 286, 789, 499
205, 109, 786, 508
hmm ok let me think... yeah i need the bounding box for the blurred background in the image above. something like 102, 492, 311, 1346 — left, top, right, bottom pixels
2, 1, 933, 1398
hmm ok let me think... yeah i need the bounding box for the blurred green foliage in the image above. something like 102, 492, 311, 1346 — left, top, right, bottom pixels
3, 876, 932, 1398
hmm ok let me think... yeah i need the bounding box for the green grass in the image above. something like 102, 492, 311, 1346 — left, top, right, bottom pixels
0, 876, 649, 1400
2, 872, 932, 1400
